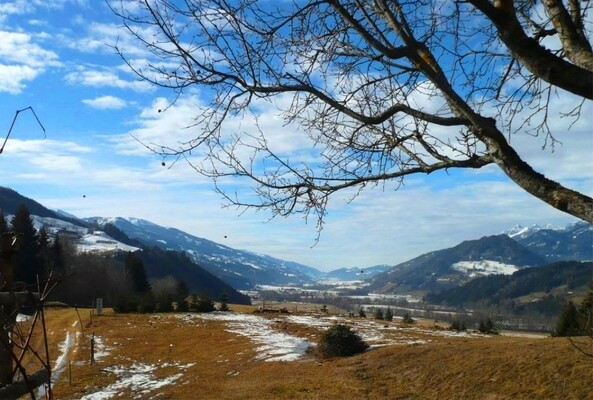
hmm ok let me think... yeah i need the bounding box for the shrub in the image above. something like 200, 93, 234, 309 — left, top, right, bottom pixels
403, 312, 415, 324
176, 298, 189, 312
191, 295, 215, 313
317, 324, 369, 358
478, 318, 498, 334
219, 293, 230, 312
358, 307, 366, 318
450, 319, 466, 331
373, 308, 384, 320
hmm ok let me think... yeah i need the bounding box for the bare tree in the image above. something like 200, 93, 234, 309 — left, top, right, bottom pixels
111, 0, 593, 228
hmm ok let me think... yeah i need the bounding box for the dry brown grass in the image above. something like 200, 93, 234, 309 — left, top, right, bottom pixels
15, 307, 593, 400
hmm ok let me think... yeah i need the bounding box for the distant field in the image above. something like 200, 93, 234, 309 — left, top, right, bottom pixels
17, 306, 593, 399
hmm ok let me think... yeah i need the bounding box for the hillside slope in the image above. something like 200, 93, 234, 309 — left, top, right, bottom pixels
425, 260, 592, 315
368, 234, 545, 293
90, 216, 321, 290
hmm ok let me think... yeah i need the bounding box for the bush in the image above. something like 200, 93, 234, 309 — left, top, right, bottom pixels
176, 298, 189, 312
137, 295, 156, 313
478, 318, 498, 334
358, 308, 366, 318
317, 324, 369, 358
191, 295, 215, 313
373, 308, 384, 320
403, 312, 415, 324
450, 319, 466, 331
219, 293, 230, 312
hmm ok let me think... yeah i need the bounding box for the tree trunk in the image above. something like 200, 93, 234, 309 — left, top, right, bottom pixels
483, 128, 593, 223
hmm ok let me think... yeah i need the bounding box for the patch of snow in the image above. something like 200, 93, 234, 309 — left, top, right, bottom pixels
451, 260, 519, 277
179, 312, 310, 362
76, 231, 139, 253
80, 361, 191, 400
16, 314, 32, 322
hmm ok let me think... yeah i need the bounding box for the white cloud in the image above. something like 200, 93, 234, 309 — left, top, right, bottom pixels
0, 65, 38, 94
0, 30, 60, 94
82, 95, 128, 110
65, 67, 153, 92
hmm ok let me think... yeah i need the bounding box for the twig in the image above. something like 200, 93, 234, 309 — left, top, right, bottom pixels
0, 106, 46, 155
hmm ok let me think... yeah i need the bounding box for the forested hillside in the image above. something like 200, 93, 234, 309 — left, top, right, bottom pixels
425, 261, 592, 316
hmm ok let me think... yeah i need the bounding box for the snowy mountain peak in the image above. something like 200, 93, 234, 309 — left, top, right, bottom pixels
503, 223, 561, 238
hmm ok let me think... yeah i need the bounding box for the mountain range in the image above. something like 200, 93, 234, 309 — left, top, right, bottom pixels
0, 186, 591, 297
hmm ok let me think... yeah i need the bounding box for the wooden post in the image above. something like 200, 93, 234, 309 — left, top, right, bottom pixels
90, 333, 95, 365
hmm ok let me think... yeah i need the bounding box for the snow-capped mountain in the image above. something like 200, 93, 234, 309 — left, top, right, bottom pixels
87, 216, 321, 290
505, 222, 592, 261
503, 224, 561, 239
1, 187, 320, 291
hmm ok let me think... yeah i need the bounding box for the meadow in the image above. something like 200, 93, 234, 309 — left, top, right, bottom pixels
18, 305, 593, 399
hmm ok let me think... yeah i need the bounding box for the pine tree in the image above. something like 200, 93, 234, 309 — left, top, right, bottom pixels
555, 301, 581, 336
10, 204, 43, 286
384, 307, 393, 322
124, 252, 151, 293
49, 235, 66, 274
0, 210, 7, 235
0, 210, 7, 254
578, 284, 593, 335
38, 226, 50, 275
373, 308, 384, 320
478, 318, 497, 334
403, 312, 415, 324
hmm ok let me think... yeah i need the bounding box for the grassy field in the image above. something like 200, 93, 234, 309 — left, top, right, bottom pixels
16, 305, 593, 399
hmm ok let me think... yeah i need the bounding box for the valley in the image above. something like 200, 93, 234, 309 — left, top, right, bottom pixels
1, 187, 592, 398
19, 306, 591, 399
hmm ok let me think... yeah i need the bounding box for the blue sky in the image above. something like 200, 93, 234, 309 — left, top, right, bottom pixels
0, 0, 591, 271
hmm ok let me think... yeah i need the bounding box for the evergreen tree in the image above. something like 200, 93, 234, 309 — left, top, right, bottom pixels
0, 210, 7, 254
384, 307, 393, 322
373, 308, 384, 320
49, 235, 66, 274
578, 284, 593, 335
10, 204, 43, 286
38, 226, 50, 275
555, 301, 583, 337
478, 318, 497, 334
0, 210, 7, 235
403, 312, 415, 324
125, 252, 151, 293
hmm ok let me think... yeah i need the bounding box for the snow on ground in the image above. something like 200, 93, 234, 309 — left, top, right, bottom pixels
93, 335, 112, 362
179, 312, 310, 362
451, 260, 520, 277
178, 312, 489, 363
38, 329, 81, 398
284, 315, 485, 345
16, 313, 32, 322
80, 361, 194, 400
77, 231, 139, 253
